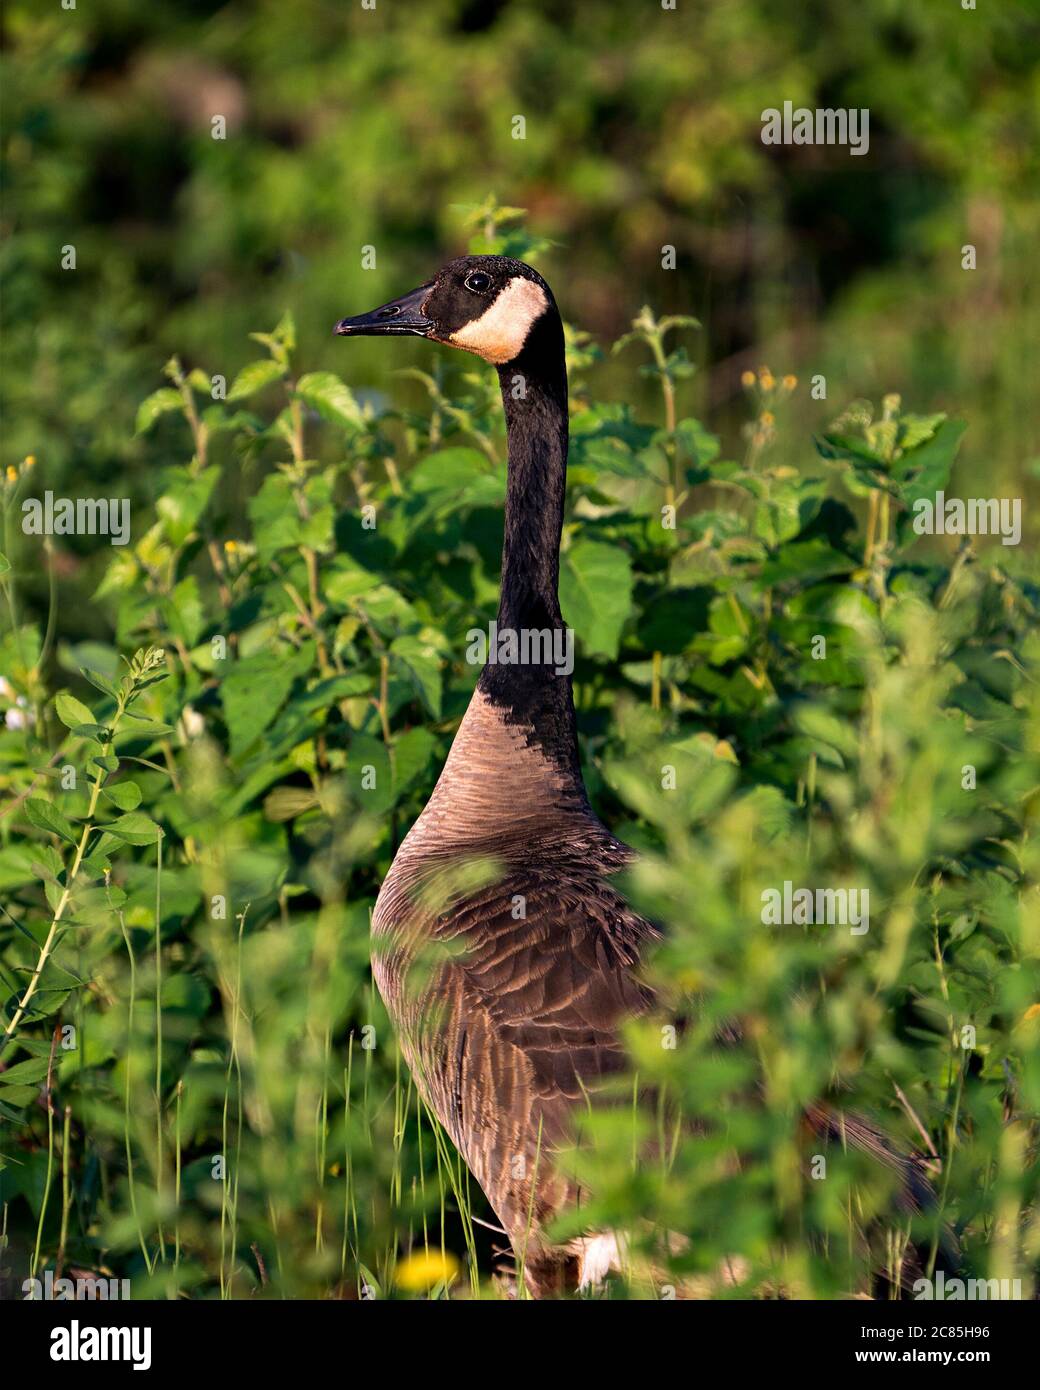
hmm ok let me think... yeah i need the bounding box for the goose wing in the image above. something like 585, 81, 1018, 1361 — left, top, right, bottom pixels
412, 863, 659, 1240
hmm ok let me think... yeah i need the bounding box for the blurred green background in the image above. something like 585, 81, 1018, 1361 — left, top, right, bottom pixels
4, 0, 1038, 506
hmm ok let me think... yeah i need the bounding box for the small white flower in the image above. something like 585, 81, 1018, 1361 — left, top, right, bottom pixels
5, 705, 27, 730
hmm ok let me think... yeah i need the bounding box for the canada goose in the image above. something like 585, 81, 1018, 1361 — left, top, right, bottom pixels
335, 256, 937, 1297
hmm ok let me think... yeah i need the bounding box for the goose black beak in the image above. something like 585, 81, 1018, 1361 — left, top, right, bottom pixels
334, 283, 434, 338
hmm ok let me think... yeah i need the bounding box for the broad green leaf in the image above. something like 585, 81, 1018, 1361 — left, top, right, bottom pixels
101, 780, 142, 811
894, 418, 969, 538
404, 448, 506, 530
348, 733, 394, 814
295, 371, 363, 430
0, 843, 46, 891
227, 359, 286, 402
135, 387, 184, 435
559, 539, 634, 658
353, 584, 420, 635
55, 691, 95, 730
103, 811, 162, 845
390, 635, 443, 717
0, 1084, 41, 1107
324, 557, 382, 606
156, 465, 220, 546
760, 540, 853, 587
0, 1056, 49, 1086
220, 643, 314, 759
247, 473, 304, 559
165, 575, 205, 647
79, 853, 113, 879
392, 726, 436, 797
23, 797, 78, 844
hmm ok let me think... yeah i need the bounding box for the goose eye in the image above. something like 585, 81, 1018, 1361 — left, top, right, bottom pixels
464, 271, 492, 293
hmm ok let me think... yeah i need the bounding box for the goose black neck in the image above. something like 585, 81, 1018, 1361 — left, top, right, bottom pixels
477, 308, 582, 777
495, 311, 568, 632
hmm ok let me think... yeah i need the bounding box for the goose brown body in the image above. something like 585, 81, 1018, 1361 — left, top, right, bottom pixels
372, 689, 658, 1292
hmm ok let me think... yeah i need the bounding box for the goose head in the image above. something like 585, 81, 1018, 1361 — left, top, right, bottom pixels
334, 255, 556, 366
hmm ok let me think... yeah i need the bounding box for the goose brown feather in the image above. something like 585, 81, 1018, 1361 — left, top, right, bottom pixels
372, 690, 659, 1293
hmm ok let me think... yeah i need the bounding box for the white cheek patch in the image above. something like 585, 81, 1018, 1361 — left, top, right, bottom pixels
449, 276, 549, 364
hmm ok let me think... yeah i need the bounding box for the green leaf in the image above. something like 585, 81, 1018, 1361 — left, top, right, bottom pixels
263, 786, 320, 822
70, 723, 107, 741
407, 449, 505, 520
760, 540, 853, 587
135, 388, 184, 435
752, 478, 826, 548
0, 843, 47, 890
894, 419, 969, 538
295, 371, 364, 430
23, 797, 78, 844
220, 643, 314, 759
103, 812, 162, 845
324, 557, 382, 606
79, 853, 113, 879
17, 985, 72, 1019
227, 359, 286, 402
353, 584, 420, 635
80, 665, 120, 699
559, 540, 634, 659
814, 431, 885, 469
0, 551, 10, 577
348, 733, 394, 814
164, 575, 205, 647
156, 465, 221, 546
392, 726, 436, 797
0, 1084, 41, 1107
101, 780, 142, 811
247, 474, 305, 560
0, 1056, 50, 1086
390, 635, 443, 717
54, 691, 95, 730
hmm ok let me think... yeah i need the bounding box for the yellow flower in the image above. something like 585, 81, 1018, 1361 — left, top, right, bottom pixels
760, 373, 775, 391
1015, 1003, 1040, 1035
761, 411, 775, 427
24, 454, 36, 468
224, 539, 238, 553
740, 370, 756, 388
396, 1248, 461, 1292
782, 375, 797, 391
6, 466, 17, 482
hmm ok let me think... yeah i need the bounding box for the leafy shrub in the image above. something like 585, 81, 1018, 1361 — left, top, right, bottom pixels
1, 214, 1037, 1299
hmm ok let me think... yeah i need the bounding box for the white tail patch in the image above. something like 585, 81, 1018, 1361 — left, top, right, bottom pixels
575, 1232, 626, 1289
449, 276, 549, 364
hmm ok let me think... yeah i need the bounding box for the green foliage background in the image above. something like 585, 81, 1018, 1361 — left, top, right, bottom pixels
1, 0, 1038, 1298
